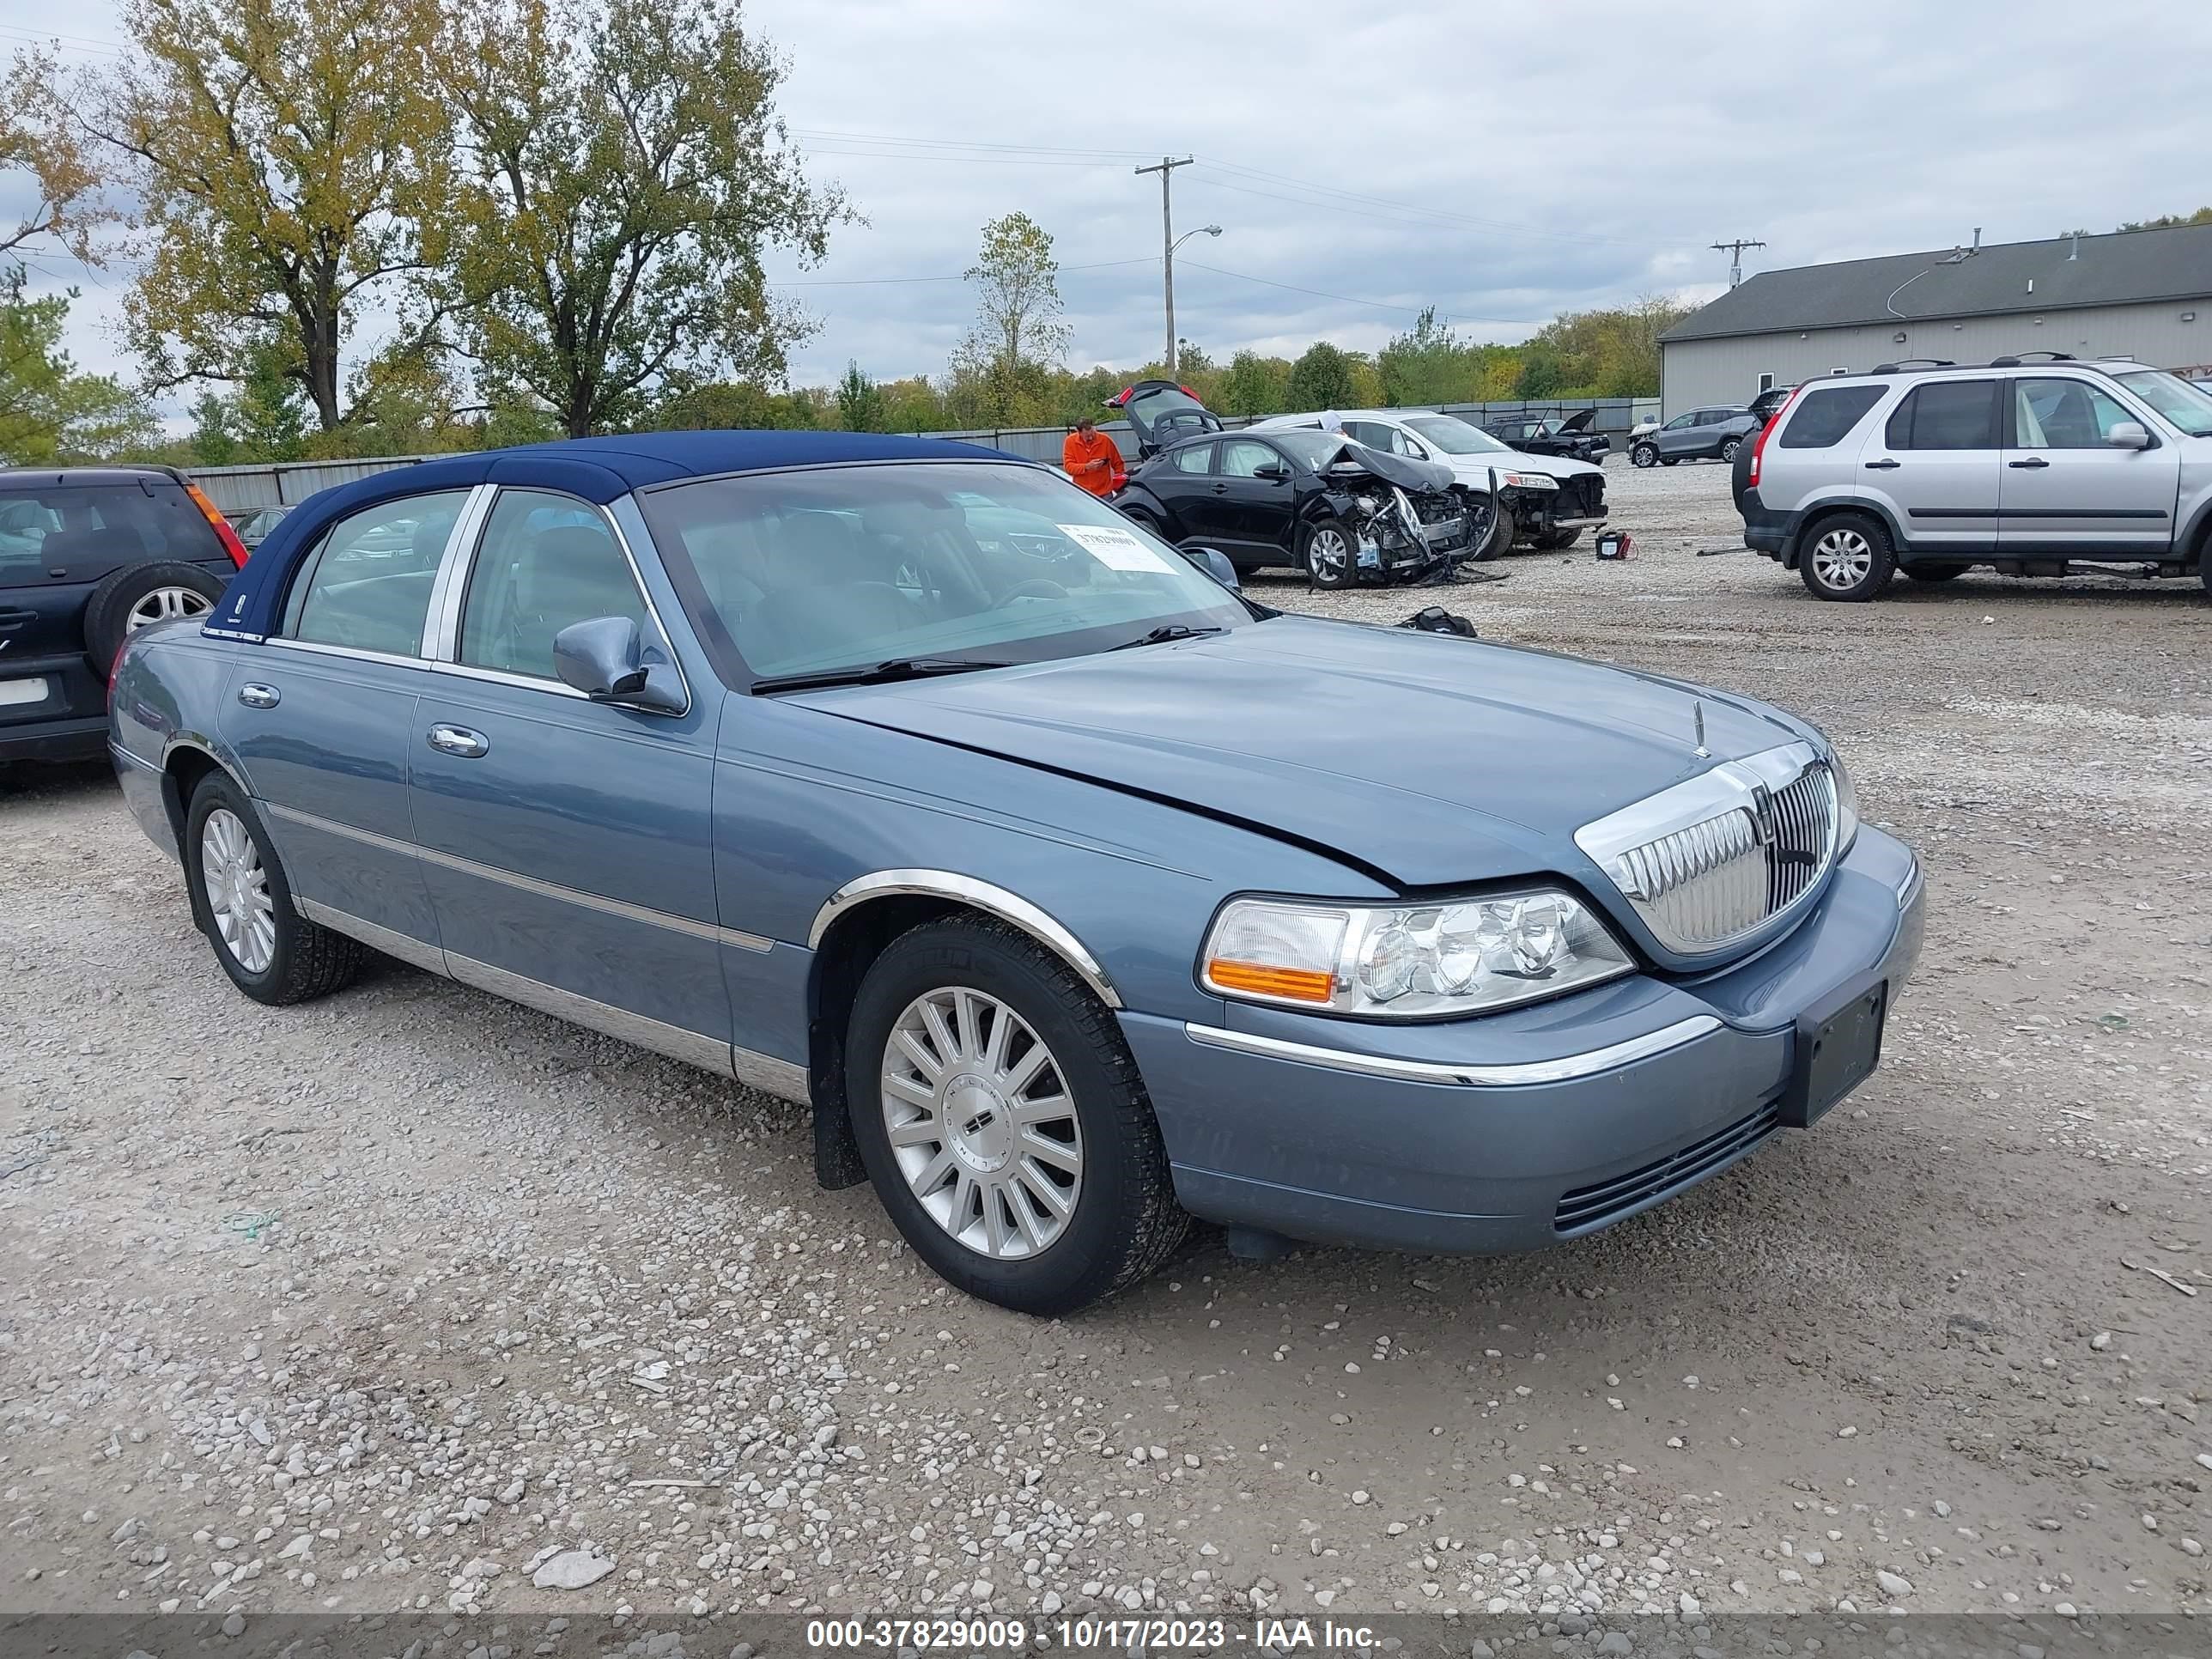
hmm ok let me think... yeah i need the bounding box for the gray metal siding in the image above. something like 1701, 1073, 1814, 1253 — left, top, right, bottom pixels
1661, 300, 2211, 416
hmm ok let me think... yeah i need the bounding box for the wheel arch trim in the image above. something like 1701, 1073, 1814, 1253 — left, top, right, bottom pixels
1784, 496, 1907, 568
807, 869, 1124, 1009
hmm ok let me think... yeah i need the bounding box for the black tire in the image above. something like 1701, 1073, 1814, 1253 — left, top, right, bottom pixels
83, 561, 226, 672
1302, 516, 1358, 590
1115, 503, 1162, 536
1630, 444, 1658, 469
1903, 564, 1968, 582
183, 772, 362, 1005
1718, 436, 1742, 463
1464, 493, 1511, 562
846, 915, 1188, 1316
1798, 512, 1897, 602
1660, 456, 1680, 466
1532, 526, 1583, 552
1729, 434, 1757, 510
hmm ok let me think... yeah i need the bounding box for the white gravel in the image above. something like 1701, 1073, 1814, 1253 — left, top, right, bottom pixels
1, 458, 2207, 1629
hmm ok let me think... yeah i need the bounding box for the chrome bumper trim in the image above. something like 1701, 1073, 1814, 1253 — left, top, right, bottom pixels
1897, 857, 1923, 911
108, 741, 162, 775
1182, 1014, 1722, 1088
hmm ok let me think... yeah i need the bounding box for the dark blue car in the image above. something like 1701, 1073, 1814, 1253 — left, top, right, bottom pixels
110, 432, 1923, 1314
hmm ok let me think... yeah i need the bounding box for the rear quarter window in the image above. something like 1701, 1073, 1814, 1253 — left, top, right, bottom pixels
0, 479, 223, 586
1778, 386, 1888, 448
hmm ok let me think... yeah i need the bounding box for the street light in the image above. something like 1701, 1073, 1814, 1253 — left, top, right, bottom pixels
1163, 224, 1221, 376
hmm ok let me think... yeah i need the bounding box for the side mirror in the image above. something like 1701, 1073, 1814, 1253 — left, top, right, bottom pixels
1251, 464, 1288, 483
552, 616, 686, 713
2106, 421, 2152, 450
1182, 545, 1241, 590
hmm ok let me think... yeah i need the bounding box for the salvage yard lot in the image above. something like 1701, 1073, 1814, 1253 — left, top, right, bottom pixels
2, 459, 2208, 1629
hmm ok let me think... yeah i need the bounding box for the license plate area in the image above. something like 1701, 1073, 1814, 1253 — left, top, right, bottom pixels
0, 676, 52, 707
1780, 969, 1887, 1128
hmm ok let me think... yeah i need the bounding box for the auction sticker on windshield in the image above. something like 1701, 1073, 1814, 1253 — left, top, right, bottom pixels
1056, 522, 1177, 574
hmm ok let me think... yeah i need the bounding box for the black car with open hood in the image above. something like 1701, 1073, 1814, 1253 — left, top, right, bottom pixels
1106, 380, 1225, 458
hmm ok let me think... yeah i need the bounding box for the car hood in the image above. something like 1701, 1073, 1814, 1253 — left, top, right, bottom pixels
1468, 450, 1604, 483
793, 617, 1808, 888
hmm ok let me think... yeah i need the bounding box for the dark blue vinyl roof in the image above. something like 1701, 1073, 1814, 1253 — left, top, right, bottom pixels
210, 429, 1023, 641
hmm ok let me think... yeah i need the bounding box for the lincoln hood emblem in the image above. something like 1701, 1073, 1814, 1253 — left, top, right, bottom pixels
1692, 699, 1708, 758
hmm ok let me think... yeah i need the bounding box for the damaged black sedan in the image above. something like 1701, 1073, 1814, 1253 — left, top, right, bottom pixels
1110, 429, 1502, 588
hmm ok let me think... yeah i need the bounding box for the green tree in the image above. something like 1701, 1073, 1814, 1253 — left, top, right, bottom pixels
82, 0, 454, 432
1216, 349, 1291, 417
440, 0, 841, 437
0, 270, 159, 463
878, 374, 948, 433
654, 380, 819, 430
2117, 208, 2212, 232
1285, 340, 1360, 410
1517, 295, 1694, 399
956, 210, 1070, 427
834, 361, 887, 432
184, 337, 309, 465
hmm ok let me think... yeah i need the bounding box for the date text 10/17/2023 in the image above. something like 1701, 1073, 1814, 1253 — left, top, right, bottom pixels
804, 1619, 1381, 1652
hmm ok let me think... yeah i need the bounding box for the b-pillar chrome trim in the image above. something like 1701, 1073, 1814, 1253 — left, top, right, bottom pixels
291, 897, 811, 1106
806, 869, 1123, 1010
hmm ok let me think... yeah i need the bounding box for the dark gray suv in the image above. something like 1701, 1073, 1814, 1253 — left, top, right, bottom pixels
1630, 406, 1759, 468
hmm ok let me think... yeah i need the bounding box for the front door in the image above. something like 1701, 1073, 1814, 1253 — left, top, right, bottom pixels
1150, 440, 1224, 544
1861, 379, 2002, 553
1656, 412, 1702, 459
222, 488, 470, 955
406, 488, 732, 1063
1998, 376, 2182, 555
1211, 437, 1297, 558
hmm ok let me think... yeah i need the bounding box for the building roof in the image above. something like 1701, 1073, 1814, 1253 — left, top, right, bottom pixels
214, 429, 1022, 641
1661, 222, 2212, 344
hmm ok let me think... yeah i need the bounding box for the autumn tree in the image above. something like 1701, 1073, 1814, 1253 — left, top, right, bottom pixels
77, 0, 453, 432
439, 0, 840, 438
955, 210, 1069, 426
3, 46, 112, 265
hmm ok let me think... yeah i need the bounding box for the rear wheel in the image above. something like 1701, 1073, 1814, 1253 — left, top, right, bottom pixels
1630, 444, 1658, 469
1799, 513, 1897, 601
184, 773, 362, 1004
1532, 526, 1583, 551
846, 916, 1187, 1315
1303, 517, 1357, 589
1464, 494, 1511, 562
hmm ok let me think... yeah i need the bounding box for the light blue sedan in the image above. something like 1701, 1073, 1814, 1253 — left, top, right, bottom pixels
111, 433, 1923, 1314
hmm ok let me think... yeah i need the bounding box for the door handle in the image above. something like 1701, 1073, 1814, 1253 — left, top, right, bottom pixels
1210, 483, 1229, 493
237, 683, 280, 708
427, 723, 489, 758
2008, 457, 2051, 469
1863, 459, 1900, 471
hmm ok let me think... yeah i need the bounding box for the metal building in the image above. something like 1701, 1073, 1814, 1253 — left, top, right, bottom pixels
1658, 222, 2212, 416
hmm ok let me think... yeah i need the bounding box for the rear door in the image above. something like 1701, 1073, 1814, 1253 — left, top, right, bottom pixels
224, 489, 469, 952
1998, 375, 2181, 555
1860, 380, 2002, 552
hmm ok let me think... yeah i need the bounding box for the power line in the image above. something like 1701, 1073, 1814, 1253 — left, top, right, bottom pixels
777, 257, 1155, 289
1711, 238, 1766, 287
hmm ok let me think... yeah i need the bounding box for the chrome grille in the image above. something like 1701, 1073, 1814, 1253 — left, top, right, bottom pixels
1575, 744, 1841, 955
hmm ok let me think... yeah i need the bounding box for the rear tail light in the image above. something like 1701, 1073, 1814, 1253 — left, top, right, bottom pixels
106, 639, 130, 708
183, 478, 252, 567
1746, 385, 1805, 491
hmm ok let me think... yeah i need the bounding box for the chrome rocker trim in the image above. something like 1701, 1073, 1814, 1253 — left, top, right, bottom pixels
807, 868, 1123, 1010
1182, 1015, 1722, 1088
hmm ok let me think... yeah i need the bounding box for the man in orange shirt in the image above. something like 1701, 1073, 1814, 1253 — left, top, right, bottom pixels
1062, 416, 1125, 498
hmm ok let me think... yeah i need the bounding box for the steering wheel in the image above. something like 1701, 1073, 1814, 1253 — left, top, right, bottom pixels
997, 579, 1068, 604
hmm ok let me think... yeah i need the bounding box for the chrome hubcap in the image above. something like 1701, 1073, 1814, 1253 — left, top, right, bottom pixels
1634, 448, 1654, 466
1310, 528, 1349, 580
200, 808, 275, 974
1810, 529, 1874, 591
127, 586, 211, 631
880, 987, 1083, 1259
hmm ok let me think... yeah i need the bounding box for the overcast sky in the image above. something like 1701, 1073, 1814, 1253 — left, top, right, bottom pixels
5, 0, 2210, 411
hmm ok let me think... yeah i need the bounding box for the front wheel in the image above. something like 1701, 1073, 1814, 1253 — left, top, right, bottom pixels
847, 917, 1188, 1315
184, 773, 363, 1003
1630, 444, 1658, 469
1303, 517, 1357, 589
1799, 513, 1897, 601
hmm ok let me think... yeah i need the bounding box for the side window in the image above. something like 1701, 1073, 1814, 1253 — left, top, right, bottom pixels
1168, 442, 1215, 475
1778, 386, 1887, 448
2013, 378, 2136, 449
1885, 380, 1996, 450
284, 490, 467, 655
1218, 440, 1282, 478
458, 489, 651, 680
1662, 414, 1696, 430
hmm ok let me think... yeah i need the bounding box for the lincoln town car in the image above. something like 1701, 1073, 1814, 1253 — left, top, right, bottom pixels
110, 433, 1924, 1314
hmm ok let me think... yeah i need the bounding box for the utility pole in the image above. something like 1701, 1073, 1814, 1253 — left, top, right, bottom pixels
1136, 155, 1194, 373
1711, 238, 1766, 289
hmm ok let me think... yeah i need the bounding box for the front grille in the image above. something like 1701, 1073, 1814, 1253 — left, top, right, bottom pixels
1560, 474, 1605, 516
1554, 1102, 1781, 1234
1589, 757, 1838, 953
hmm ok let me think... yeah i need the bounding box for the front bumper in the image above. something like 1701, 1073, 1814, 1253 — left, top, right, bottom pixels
1122, 826, 1923, 1253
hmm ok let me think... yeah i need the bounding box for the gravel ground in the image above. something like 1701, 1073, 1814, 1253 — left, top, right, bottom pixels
3, 459, 2209, 1641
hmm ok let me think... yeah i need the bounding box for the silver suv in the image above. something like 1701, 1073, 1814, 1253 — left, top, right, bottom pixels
1737, 354, 2212, 600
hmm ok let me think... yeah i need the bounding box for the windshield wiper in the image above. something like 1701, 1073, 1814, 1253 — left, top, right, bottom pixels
1108, 623, 1226, 652
750, 657, 1014, 695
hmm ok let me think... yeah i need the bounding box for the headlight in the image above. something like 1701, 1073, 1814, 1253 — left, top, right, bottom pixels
1200, 890, 1633, 1018
1498, 471, 1558, 489
1831, 751, 1860, 854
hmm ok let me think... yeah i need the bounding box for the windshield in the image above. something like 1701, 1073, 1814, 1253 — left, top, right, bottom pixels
2112, 368, 2212, 437
1403, 416, 1511, 455
1264, 429, 1353, 468
637, 461, 1254, 684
